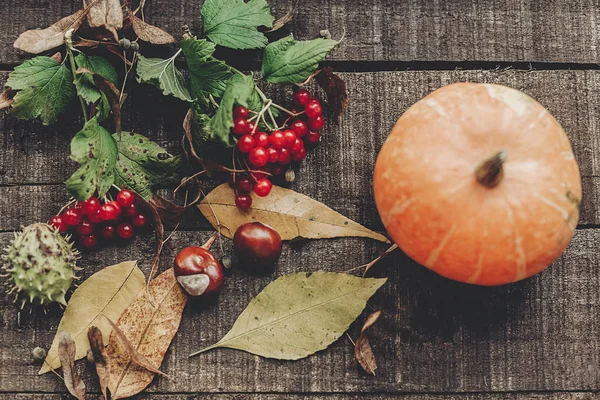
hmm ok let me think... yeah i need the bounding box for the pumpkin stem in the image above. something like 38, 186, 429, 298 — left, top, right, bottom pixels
475, 150, 507, 188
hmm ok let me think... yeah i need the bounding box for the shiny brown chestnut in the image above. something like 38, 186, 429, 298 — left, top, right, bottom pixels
174, 235, 224, 297
233, 222, 282, 273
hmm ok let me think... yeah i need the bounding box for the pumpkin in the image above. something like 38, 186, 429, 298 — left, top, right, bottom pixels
373, 82, 581, 286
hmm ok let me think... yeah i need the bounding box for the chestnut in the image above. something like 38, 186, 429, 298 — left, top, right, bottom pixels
174, 235, 224, 297
233, 222, 282, 273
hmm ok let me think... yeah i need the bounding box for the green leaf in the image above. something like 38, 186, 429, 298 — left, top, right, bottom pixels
136, 52, 192, 102
201, 0, 274, 49
190, 272, 387, 359
113, 132, 182, 200
208, 74, 255, 147
261, 34, 337, 84
65, 118, 118, 200
6, 56, 75, 125
74, 54, 118, 104
181, 37, 232, 104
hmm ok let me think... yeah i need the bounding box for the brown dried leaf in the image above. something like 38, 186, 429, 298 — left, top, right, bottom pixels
58, 331, 86, 400
86, 0, 124, 40
314, 66, 348, 120
88, 326, 110, 400
106, 318, 174, 381
13, 9, 86, 54
50, 52, 63, 63
76, 67, 121, 134
354, 311, 381, 375
106, 268, 187, 399
268, 1, 297, 32
132, 16, 175, 44
0, 88, 14, 110
363, 244, 398, 276
198, 183, 389, 242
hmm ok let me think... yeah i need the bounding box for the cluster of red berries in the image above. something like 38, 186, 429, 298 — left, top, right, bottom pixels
231, 88, 324, 209
49, 189, 148, 249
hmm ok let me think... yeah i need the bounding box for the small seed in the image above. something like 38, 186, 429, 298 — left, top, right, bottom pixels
285, 169, 296, 183
130, 41, 140, 52
119, 38, 131, 49
32, 347, 46, 361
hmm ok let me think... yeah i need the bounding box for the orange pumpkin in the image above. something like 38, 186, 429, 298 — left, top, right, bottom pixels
373, 83, 581, 286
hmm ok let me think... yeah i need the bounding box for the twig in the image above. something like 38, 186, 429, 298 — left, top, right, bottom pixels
341, 244, 398, 275
173, 170, 207, 195
119, 52, 137, 105
65, 33, 88, 122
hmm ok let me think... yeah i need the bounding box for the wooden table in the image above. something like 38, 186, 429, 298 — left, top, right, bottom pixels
1, 1, 599, 399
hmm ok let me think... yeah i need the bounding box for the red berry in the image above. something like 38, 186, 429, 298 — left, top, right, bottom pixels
249, 147, 269, 167
101, 225, 116, 239
270, 130, 285, 149
308, 115, 325, 131
117, 223, 135, 239
108, 200, 122, 216
237, 134, 255, 153
292, 147, 307, 162
81, 234, 98, 249
290, 120, 308, 137
271, 164, 286, 176
116, 189, 135, 208
76, 219, 95, 236
283, 130, 297, 148
124, 204, 139, 218
50, 216, 69, 232
132, 214, 147, 228
235, 194, 252, 209
291, 138, 305, 154
236, 176, 254, 193
233, 105, 249, 119
305, 99, 323, 119
82, 196, 101, 215
255, 132, 270, 148
99, 203, 120, 221
279, 147, 291, 164
88, 209, 104, 224
267, 147, 279, 163
246, 121, 257, 135
293, 89, 311, 107
305, 130, 321, 145
254, 178, 273, 197
63, 208, 83, 226
232, 118, 248, 135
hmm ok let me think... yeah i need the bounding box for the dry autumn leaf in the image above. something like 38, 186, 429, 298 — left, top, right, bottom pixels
86, 0, 123, 40
354, 310, 381, 375
88, 326, 111, 400
198, 183, 389, 242
40, 261, 145, 374
315, 66, 348, 120
0, 88, 14, 110
191, 272, 387, 360
58, 332, 86, 400
13, 9, 86, 54
105, 317, 174, 381
106, 268, 187, 399
131, 16, 175, 44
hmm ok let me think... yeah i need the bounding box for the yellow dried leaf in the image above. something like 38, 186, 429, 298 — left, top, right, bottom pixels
191, 272, 386, 360
39, 261, 145, 374
13, 9, 85, 54
131, 16, 175, 44
86, 0, 123, 39
107, 268, 187, 399
198, 183, 389, 242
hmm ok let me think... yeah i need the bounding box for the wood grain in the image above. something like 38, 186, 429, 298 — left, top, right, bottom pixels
2, 1, 600, 65
0, 393, 597, 400
1, 229, 599, 394
1, 70, 600, 229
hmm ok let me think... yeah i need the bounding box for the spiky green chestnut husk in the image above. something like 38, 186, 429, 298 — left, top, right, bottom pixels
1, 223, 79, 308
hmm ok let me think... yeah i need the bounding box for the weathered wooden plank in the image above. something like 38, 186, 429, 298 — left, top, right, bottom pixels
1, 229, 599, 393
0, 393, 597, 400
2, 70, 600, 226
2, 0, 600, 65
